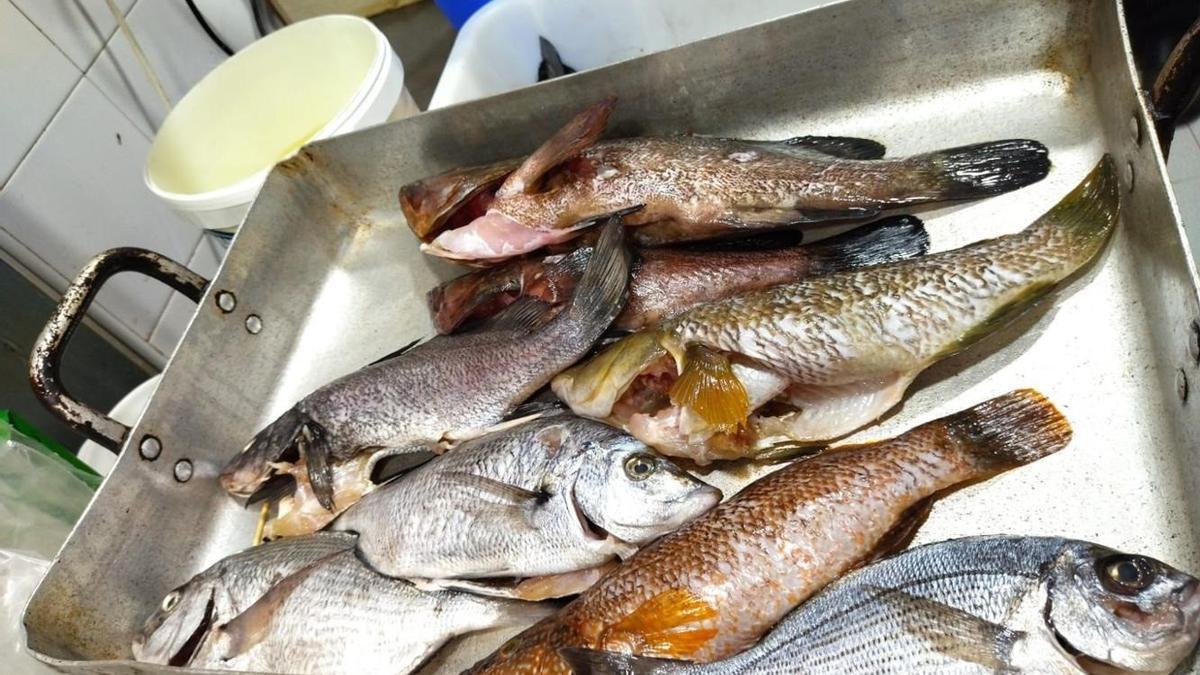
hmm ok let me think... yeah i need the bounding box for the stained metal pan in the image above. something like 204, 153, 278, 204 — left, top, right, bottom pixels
21, 0, 1200, 672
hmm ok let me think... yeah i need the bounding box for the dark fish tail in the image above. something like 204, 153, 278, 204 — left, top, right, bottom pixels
804, 215, 930, 274
558, 648, 686, 675
909, 139, 1050, 201
220, 407, 307, 498
942, 389, 1073, 471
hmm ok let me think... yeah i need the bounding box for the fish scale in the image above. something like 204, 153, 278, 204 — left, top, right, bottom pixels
466, 390, 1072, 675
332, 415, 721, 586
553, 157, 1117, 463
186, 550, 550, 675
559, 537, 1200, 674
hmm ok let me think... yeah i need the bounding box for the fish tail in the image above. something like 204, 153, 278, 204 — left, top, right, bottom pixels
1023, 155, 1120, 257
557, 215, 634, 334
487, 596, 559, 627
221, 407, 307, 498
913, 139, 1050, 200
558, 648, 687, 675
804, 215, 930, 274
943, 389, 1072, 471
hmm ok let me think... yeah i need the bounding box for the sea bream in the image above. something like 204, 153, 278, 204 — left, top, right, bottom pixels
331, 415, 721, 600
133, 533, 356, 666
135, 539, 553, 675
428, 215, 930, 335
553, 157, 1119, 464
563, 536, 1200, 675
405, 97, 1049, 262
466, 389, 1073, 675
219, 216, 632, 533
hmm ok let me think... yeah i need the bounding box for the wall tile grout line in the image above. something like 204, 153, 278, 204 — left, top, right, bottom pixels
0, 76, 87, 193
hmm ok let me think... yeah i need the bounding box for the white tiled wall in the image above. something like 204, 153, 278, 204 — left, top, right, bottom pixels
0, 0, 251, 368
1168, 120, 1200, 266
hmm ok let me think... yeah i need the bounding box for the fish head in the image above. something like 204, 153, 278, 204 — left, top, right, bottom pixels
399, 157, 522, 242
1046, 542, 1200, 673
131, 577, 218, 666
572, 434, 721, 545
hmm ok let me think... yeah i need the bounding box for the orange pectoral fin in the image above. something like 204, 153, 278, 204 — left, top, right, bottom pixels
596, 588, 719, 659
669, 345, 750, 432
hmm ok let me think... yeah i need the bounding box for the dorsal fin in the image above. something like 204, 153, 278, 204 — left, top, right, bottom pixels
498, 97, 617, 196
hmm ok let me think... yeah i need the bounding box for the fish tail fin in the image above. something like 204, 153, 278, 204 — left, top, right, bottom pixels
943, 389, 1072, 471
558, 648, 685, 675
1023, 155, 1120, 255
804, 215, 930, 274
556, 215, 633, 334
221, 408, 307, 499
913, 139, 1050, 200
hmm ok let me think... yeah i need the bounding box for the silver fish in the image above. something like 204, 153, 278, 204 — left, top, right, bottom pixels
562, 536, 1200, 675
331, 415, 721, 598
184, 549, 552, 675
132, 532, 356, 665
220, 215, 632, 530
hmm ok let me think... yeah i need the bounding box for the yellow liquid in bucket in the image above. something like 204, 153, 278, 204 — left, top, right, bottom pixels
147, 17, 378, 196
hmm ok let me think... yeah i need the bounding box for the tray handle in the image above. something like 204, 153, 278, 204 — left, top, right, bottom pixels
29, 248, 209, 452
1150, 15, 1200, 155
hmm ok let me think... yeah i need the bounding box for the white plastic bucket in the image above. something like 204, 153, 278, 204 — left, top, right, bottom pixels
146, 15, 418, 233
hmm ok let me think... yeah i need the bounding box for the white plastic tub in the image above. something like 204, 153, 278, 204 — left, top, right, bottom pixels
429, 0, 828, 109
146, 15, 418, 233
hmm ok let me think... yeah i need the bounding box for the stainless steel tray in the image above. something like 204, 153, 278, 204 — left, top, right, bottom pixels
23, 0, 1200, 672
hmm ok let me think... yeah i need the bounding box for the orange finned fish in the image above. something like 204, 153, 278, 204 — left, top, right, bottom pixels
467, 389, 1072, 674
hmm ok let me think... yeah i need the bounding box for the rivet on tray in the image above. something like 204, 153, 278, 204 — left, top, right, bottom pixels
138, 435, 161, 461
245, 314, 263, 335
1177, 369, 1189, 403
173, 459, 194, 483
215, 291, 237, 313
1129, 113, 1141, 146
1124, 161, 1136, 192
1190, 320, 1200, 363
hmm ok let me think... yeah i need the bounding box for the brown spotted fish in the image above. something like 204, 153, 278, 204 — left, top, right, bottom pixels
406, 97, 1049, 262
553, 157, 1118, 464
465, 389, 1073, 675
428, 216, 930, 335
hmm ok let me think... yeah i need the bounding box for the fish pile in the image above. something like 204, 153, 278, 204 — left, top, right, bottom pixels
130, 98, 1200, 675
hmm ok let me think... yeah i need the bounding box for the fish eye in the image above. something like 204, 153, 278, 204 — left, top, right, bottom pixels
1098, 555, 1156, 595
160, 590, 182, 613
624, 454, 658, 481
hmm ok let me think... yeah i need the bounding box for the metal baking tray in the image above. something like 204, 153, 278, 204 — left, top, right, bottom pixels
23, 0, 1200, 672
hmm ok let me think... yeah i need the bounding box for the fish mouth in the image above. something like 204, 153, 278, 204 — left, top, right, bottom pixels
172, 594, 214, 667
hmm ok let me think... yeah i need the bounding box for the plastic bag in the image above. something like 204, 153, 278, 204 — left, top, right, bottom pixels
0, 411, 97, 674
0, 550, 57, 675
0, 410, 97, 559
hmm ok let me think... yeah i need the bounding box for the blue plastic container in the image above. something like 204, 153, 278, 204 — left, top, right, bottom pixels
434, 0, 491, 29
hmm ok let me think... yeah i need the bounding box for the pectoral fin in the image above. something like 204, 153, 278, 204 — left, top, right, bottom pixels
873, 587, 1024, 670
668, 345, 749, 432
597, 588, 718, 658
217, 553, 336, 659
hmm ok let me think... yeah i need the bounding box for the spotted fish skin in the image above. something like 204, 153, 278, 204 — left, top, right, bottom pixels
466, 390, 1072, 675
417, 98, 1050, 262
553, 157, 1119, 464
558, 537, 1200, 675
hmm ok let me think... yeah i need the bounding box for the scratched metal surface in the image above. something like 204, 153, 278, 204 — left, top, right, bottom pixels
24, 0, 1200, 672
